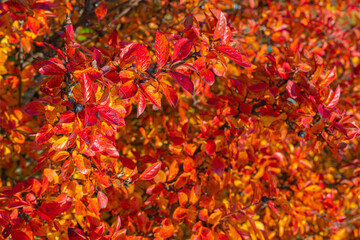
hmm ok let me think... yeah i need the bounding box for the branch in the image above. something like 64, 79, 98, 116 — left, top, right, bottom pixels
304, 215, 360, 240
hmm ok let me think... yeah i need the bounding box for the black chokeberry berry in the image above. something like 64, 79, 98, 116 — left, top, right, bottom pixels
298, 130, 305, 138
74, 103, 84, 113
98, 30, 105, 37
261, 196, 270, 203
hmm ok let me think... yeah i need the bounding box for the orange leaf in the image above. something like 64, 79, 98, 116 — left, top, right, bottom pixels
36, 124, 55, 145
137, 92, 146, 118
74, 154, 91, 174
136, 45, 151, 72
319, 66, 337, 87
167, 160, 179, 182
155, 31, 170, 67
213, 11, 227, 41
51, 151, 70, 162
119, 80, 137, 99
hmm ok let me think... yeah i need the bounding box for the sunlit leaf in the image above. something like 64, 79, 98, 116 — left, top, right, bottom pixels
155, 31, 170, 67
139, 161, 162, 180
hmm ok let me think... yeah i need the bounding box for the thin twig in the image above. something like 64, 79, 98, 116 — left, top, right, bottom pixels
220, 201, 262, 220
303, 215, 360, 240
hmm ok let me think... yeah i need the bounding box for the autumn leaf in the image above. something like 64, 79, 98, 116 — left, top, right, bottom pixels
155, 31, 170, 67
172, 38, 193, 62
137, 92, 146, 118
136, 45, 151, 72
98, 106, 120, 125
68, 228, 87, 240
215, 45, 251, 67
97, 191, 108, 209
119, 80, 138, 99
82, 72, 92, 103
36, 124, 55, 145
326, 85, 340, 109
169, 71, 194, 95
213, 11, 227, 41
24, 101, 45, 115
38, 59, 66, 75
139, 161, 162, 180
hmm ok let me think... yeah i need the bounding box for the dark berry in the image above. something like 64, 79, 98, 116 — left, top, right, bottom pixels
98, 30, 105, 37
261, 196, 270, 203
74, 103, 84, 113
298, 130, 305, 138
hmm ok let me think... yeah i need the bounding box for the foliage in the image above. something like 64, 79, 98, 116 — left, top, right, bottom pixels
1, 0, 360, 239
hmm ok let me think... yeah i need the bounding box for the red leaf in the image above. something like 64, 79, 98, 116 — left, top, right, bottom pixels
155, 31, 170, 67
27, 16, 40, 34
115, 216, 122, 234
139, 84, 162, 109
221, 26, 231, 45
318, 104, 331, 119
298, 63, 312, 72
140, 161, 162, 180
8, 200, 30, 209
183, 14, 193, 31
169, 71, 194, 95
326, 85, 340, 109
64, 21, 74, 41
213, 156, 224, 177
215, 45, 251, 67
37, 201, 62, 221
120, 42, 139, 66
85, 106, 98, 126
94, 0, 107, 22
43, 42, 66, 59
97, 191, 108, 209
162, 84, 178, 107
206, 139, 216, 155
267, 201, 279, 217
201, 69, 215, 85
213, 11, 227, 41
38, 59, 66, 75
286, 80, 301, 100
36, 124, 55, 145
98, 106, 120, 125
59, 111, 75, 123
119, 80, 138, 99
119, 157, 136, 169
172, 38, 193, 62
61, 159, 75, 181
90, 133, 108, 152
137, 92, 146, 118
136, 45, 151, 72
68, 228, 88, 240
11, 230, 31, 240
83, 73, 92, 103
24, 101, 45, 115
248, 82, 269, 93
108, 30, 118, 47
319, 66, 337, 87
92, 49, 102, 66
